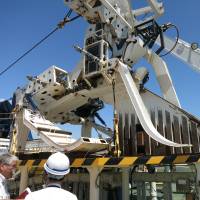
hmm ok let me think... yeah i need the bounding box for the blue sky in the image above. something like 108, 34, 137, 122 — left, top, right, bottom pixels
1, 1, 200, 137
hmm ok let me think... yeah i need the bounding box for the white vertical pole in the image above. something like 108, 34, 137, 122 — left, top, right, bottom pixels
19, 166, 28, 194
81, 121, 92, 137
122, 168, 129, 200
87, 167, 103, 200
150, 182, 157, 200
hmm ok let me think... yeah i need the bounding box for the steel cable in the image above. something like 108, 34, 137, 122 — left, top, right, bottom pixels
0, 9, 80, 77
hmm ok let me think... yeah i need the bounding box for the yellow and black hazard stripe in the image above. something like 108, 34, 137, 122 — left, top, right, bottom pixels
18, 154, 200, 168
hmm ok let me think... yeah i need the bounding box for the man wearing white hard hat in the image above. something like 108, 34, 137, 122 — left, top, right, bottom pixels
25, 152, 78, 200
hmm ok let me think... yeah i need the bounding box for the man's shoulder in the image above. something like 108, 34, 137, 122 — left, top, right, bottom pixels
59, 188, 78, 199
25, 188, 77, 200
0, 173, 5, 182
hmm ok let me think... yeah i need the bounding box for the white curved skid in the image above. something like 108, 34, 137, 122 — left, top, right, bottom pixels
23, 109, 108, 152
63, 137, 109, 152
117, 62, 191, 147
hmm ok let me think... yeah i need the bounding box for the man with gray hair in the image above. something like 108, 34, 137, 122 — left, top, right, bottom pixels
0, 153, 18, 199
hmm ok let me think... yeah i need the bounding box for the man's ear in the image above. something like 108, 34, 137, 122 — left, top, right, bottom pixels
0, 163, 3, 171
42, 172, 47, 180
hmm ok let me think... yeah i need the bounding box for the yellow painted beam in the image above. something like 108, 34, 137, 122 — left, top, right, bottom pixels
71, 158, 85, 167
146, 156, 164, 165
91, 158, 110, 167
173, 155, 189, 164
118, 157, 138, 167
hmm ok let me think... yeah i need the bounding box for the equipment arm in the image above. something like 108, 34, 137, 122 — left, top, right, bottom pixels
156, 35, 200, 73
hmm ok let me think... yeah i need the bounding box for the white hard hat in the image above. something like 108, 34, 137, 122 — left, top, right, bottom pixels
44, 152, 70, 176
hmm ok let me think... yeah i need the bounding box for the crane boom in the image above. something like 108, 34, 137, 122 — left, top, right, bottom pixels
156, 36, 200, 73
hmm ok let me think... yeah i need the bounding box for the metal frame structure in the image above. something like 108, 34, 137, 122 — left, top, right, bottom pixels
1, 1, 200, 199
